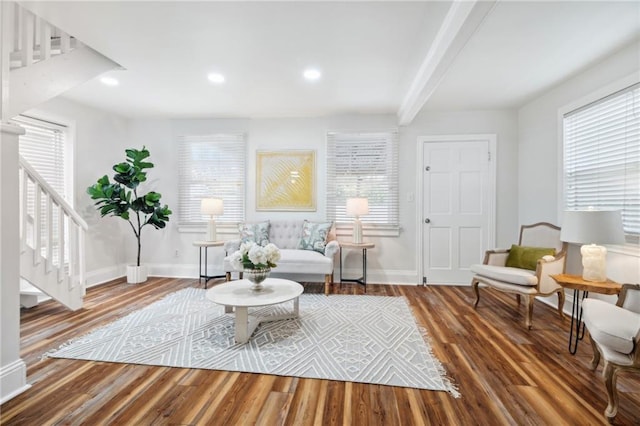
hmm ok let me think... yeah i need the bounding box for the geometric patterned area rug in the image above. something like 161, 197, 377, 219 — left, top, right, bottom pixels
47, 288, 459, 397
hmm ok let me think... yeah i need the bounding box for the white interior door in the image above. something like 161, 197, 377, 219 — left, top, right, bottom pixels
422, 138, 493, 285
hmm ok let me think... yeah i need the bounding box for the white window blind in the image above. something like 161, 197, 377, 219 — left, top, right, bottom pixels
326, 131, 399, 226
178, 134, 246, 225
14, 115, 67, 199
563, 82, 640, 235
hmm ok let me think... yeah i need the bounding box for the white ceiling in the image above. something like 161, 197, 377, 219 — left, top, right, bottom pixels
23, 1, 640, 121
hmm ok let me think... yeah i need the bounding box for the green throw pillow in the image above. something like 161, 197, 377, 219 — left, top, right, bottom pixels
298, 220, 333, 253
505, 244, 556, 271
239, 221, 270, 246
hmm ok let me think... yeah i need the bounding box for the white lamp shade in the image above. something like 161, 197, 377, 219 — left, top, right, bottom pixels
560, 210, 625, 245
346, 198, 369, 217
200, 198, 224, 216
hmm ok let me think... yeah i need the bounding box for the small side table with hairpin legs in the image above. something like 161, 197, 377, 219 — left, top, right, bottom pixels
193, 240, 226, 288
339, 242, 375, 291
551, 273, 621, 355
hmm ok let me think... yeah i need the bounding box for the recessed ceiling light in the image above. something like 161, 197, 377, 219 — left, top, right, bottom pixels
100, 77, 119, 86
303, 68, 321, 81
208, 73, 225, 84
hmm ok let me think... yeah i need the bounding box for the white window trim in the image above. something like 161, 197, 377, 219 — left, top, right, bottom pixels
557, 72, 640, 256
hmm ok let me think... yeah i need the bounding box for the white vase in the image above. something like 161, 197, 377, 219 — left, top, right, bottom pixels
126, 265, 148, 284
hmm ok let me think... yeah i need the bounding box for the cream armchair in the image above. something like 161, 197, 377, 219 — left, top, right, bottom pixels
583, 284, 640, 422
470, 222, 568, 329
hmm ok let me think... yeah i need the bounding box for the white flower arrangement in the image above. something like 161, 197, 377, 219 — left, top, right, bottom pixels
230, 241, 280, 271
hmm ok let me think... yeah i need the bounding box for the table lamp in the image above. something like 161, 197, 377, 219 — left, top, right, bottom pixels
346, 197, 369, 244
560, 209, 625, 282
201, 198, 223, 241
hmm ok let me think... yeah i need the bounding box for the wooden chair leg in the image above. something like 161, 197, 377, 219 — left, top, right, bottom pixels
471, 279, 481, 308
589, 334, 601, 371
225, 272, 231, 282
603, 362, 620, 421
324, 275, 331, 296
557, 290, 565, 319
525, 295, 534, 330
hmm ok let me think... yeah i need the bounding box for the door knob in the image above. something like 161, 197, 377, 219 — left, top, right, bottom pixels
424, 218, 430, 224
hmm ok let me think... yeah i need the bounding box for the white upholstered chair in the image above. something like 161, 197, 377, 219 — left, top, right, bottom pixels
470, 222, 568, 329
583, 284, 640, 422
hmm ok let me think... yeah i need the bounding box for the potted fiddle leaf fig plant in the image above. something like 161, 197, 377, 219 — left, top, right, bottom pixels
87, 146, 172, 284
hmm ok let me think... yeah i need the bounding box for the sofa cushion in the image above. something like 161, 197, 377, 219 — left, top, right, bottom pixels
268, 221, 305, 249
239, 221, 270, 246
224, 248, 333, 275
298, 220, 333, 253
470, 264, 538, 286
583, 298, 640, 355
505, 245, 555, 271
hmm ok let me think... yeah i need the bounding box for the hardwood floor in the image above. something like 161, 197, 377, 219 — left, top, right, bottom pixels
2, 277, 639, 425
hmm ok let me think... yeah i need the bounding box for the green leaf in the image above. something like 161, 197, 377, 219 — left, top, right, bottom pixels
114, 162, 129, 172
146, 192, 161, 202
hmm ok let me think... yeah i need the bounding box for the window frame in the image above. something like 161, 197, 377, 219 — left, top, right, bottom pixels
558, 73, 640, 249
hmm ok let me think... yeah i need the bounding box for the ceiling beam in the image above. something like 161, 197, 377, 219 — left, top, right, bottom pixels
397, 0, 496, 125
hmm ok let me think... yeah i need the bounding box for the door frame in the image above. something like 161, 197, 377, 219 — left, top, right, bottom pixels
416, 134, 497, 285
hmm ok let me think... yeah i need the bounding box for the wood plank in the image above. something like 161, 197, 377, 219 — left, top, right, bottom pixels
1, 277, 639, 425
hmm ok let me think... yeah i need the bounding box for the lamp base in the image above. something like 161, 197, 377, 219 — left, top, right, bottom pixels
580, 244, 607, 282
352, 218, 363, 244
206, 219, 217, 242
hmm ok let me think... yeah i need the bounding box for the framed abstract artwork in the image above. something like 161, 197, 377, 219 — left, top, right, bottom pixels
256, 150, 316, 211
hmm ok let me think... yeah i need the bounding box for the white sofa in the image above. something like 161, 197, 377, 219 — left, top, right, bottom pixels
223, 220, 340, 295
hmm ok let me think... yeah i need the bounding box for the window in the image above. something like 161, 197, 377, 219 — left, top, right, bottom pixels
177, 133, 246, 226
326, 131, 399, 228
13, 115, 69, 200
563, 82, 640, 236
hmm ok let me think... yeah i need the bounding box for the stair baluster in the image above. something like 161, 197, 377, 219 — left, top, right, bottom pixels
19, 156, 87, 310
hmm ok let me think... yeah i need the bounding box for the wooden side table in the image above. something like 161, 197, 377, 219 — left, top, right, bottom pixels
193, 241, 226, 288
551, 273, 621, 354
339, 242, 375, 291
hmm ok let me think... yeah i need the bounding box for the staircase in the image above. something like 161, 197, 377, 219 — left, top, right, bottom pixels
2, 1, 121, 121
19, 156, 87, 310
1, 1, 119, 310
7, 3, 81, 69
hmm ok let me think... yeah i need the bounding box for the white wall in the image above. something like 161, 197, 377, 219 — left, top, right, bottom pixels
128, 115, 416, 283
122, 111, 519, 285
405, 109, 520, 247
24, 96, 522, 286
518, 39, 640, 285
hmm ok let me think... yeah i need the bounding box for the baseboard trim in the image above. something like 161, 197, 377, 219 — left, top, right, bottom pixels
86, 265, 126, 288
85, 265, 429, 286
0, 359, 30, 404
537, 289, 618, 316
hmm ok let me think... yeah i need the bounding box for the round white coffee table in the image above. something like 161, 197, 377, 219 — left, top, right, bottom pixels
206, 278, 304, 344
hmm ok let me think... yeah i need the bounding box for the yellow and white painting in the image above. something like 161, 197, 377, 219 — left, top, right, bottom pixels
256, 150, 316, 211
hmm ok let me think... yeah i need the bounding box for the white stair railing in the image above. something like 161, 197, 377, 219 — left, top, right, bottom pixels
19, 155, 87, 309
6, 2, 80, 71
